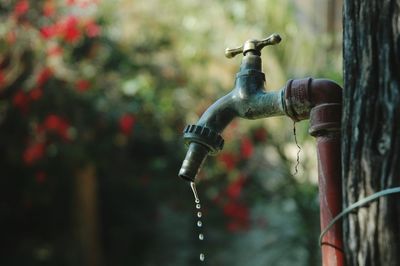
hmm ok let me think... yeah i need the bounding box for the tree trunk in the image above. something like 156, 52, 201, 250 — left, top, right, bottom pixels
342, 0, 400, 265
75, 164, 103, 266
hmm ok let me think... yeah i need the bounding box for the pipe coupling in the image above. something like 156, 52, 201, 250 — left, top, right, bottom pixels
283, 78, 313, 121
309, 103, 341, 136
183, 125, 224, 155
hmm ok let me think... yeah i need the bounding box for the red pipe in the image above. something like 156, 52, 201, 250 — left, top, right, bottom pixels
310, 103, 344, 266
285, 78, 344, 266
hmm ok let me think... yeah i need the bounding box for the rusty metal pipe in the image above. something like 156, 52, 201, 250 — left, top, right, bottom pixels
285, 78, 344, 266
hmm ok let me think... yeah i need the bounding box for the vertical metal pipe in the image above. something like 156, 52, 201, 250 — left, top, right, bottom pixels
310, 103, 344, 266
284, 79, 344, 265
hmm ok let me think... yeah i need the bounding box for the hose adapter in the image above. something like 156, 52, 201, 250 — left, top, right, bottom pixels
178, 125, 224, 182
183, 125, 224, 155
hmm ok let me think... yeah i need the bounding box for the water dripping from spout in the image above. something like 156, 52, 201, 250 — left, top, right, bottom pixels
190, 182, 200, 203
189, 182, 205, 262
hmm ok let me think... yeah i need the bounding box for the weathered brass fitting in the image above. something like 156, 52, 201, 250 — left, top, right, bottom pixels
225, 33, 281, 58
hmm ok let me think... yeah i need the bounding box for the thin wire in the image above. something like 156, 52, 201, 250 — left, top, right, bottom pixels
292, 121, 301, 175
319, 186, 400, 245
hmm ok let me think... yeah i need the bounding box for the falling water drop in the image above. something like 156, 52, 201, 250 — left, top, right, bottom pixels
197, 211, 202, 218
197, 220, 202, 227
196, 203, 201, 209
190, 182, 200, 203
200, 253, 205, 261
199, 233, 204, 240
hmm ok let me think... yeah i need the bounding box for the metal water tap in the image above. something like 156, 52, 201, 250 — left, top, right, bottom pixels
178, 33, 345, 266
178, 33, 286, 182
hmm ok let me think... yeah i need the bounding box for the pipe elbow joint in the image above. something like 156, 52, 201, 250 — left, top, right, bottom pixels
283, 77, 342, 122
309, 79, 342, 105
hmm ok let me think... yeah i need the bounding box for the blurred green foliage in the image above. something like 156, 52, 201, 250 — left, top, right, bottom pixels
0, 0, 341, 265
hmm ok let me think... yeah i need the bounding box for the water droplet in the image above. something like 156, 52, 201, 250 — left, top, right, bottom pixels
197, 220, 202, 227
199, 233, 204, 240
197, 211, 202, 218
199, 253, 205, 261
190, 182, 200, 203
196, 203, 201, 209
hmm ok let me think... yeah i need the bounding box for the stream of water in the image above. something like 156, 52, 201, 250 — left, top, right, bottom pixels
190, 182, 205, 262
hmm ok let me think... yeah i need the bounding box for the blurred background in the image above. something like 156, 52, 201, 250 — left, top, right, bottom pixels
0, 0, 342, 265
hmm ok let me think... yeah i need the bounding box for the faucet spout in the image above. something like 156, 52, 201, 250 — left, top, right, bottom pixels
178, 142, 209, 182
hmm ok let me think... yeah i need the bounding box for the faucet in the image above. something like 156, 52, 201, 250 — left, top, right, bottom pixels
178, 34, 345, 266
178, 34, 285, 181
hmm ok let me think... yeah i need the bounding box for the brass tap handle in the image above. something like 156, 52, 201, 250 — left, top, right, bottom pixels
224, 46, 244, 59
225, 33, 281, 58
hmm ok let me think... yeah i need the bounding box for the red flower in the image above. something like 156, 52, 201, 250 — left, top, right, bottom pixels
23, 142, 46, 165
41, 16, 82, 42
218, 152, 237, 170
226, 175, 245, 200
40, 25, 57, 39
85, 20, 101, 37
13, 90, 30, 112
76, 79, 91, 92
119, 114, 136, 136
14, 0, 29, 17
44, 114, 62, 130
43, 114, 71, 141
29, 87, 43, 101
66, 0, 76, 5
240, 137, 253, 159
36, 68, 53, 86
62, 16, 81, 43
